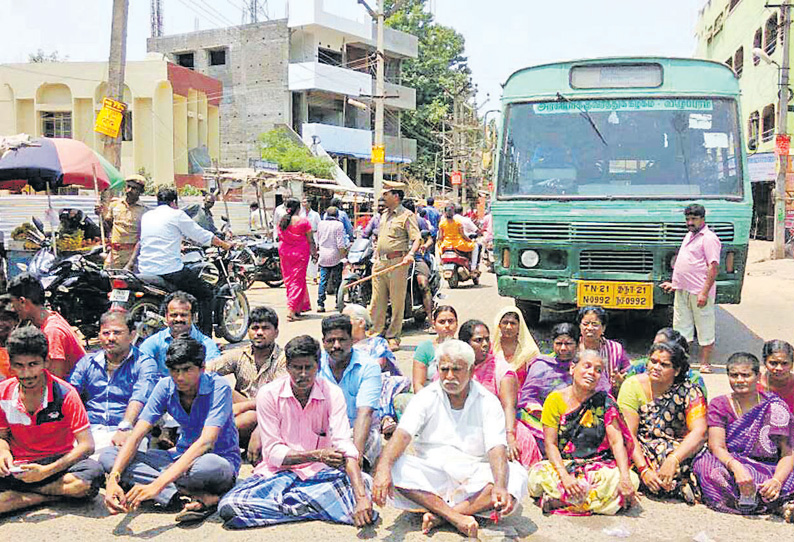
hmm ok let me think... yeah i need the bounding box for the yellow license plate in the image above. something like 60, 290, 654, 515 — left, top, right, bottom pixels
576, 281, 653, 310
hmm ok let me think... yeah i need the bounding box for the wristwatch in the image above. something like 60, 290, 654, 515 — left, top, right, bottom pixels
117, 421, 133, 432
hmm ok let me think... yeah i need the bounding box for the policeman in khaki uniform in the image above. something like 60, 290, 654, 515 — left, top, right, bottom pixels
97, 175, 147, 270
369, 181, 422, 351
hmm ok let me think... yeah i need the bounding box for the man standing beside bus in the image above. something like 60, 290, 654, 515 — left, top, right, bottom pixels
660, 204, 721, 373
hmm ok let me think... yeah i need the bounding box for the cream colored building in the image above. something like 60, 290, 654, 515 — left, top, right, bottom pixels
0, 56, 221, 184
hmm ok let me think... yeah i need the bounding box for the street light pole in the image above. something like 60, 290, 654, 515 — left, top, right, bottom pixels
374, 0, 385, 199
775, 0, 792, 259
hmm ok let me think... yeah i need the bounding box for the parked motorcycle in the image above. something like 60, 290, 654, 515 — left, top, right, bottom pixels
20, 219, 110, 338
107, 245, 250, 343
440, 247, 481, 288
233, 235, 283, 289
337, 236, 440, 324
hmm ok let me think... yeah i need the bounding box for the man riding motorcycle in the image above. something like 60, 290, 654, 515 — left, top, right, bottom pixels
438, 203, 479, 272
403, 200, 435, 330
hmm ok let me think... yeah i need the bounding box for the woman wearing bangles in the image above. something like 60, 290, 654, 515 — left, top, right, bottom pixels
618, 341, 707, 504
692, 352, 794, 519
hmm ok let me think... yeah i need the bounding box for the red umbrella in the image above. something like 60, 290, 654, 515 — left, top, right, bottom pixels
0, 137, 111, 191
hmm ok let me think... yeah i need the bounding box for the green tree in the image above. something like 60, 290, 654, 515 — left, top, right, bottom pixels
28, 49, 68, 63
258, 128, 336, 179
385, 0, 472, 186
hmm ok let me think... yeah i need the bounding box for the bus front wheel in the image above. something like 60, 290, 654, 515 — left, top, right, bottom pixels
515, 300, 541, 327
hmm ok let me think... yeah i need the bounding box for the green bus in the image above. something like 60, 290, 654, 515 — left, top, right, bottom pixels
493, 58, 750, 325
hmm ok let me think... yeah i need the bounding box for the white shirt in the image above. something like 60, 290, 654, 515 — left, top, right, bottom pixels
398, 380, 506, 466
456, 214, 478, 238
272, 204, 286, 240
137, 205, 215, 275
300, 208, 321, 232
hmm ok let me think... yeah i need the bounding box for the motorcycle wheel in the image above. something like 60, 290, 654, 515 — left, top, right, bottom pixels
231, 248, 256, 290
264, 258, 284, 288
128, 296, 165, 341
217, 286, 250, 343
447, 272, 459, 289
264, 278, 284, 288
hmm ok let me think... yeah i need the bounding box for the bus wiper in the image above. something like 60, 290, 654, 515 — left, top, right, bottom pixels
556, 92, 608, 146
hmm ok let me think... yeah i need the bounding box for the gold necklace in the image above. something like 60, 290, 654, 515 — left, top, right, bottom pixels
732, 392, 760, 416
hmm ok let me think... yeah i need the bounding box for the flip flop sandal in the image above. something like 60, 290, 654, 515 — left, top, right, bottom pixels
175, 501, 217, 523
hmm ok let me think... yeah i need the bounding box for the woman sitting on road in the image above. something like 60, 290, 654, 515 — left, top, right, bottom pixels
692, 352, 794, 519
625, 327, 707, 399
517, 322, 579, 450
577, 306, 631, 395
343, 303, 410, 438
459, 319, 541, 467
527, 350, 638, 515
411, 305, 459, 393
492, 306, 540, 388
618, 342, 707, 504
758, 339, 794, 413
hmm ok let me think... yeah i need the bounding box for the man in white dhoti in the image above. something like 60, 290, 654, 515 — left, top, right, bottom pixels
372, 339, 527, 538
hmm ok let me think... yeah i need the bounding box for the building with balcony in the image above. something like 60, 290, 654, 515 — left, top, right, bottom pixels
695, 0, 789, 239
148, 0, 418, 187
0, 57, 222, 186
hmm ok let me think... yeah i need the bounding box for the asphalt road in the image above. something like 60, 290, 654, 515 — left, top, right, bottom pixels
2, 252, 794, 540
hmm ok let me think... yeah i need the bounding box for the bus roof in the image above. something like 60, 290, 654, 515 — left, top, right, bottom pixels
501, 57, 739, 102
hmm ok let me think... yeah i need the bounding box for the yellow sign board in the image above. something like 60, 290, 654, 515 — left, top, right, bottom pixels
576, 280, 653, 310
371, 145, 385, 164
94, 97, 127, 138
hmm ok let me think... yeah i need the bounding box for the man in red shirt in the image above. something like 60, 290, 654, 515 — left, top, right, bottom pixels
7, 273, 86, 379
0, 326, 102, 515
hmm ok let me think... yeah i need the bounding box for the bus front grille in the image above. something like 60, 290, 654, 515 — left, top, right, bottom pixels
579, 250, 654, 274
506, 221, 735, 243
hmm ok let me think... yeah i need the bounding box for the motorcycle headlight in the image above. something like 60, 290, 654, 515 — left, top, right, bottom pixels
520, 250, 540, 268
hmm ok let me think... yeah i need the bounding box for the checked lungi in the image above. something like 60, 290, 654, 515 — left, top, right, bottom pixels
218, 468, 378, 528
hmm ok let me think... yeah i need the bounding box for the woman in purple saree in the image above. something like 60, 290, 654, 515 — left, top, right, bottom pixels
693, 352, 794, 520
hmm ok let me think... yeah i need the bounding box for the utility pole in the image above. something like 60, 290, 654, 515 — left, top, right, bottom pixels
453, 96, 460, 203
104, 0, 129, 170
150, 0, 163, 38
374, 0, 385, 199
775, 0, 792, 259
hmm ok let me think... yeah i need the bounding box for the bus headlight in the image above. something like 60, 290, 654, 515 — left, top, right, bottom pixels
521, 250, 540, 268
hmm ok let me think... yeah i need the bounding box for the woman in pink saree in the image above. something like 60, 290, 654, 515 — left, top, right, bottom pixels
277, 198, 317, 321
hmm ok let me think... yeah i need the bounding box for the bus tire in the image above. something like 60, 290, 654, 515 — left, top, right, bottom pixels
516, 300, 541, 327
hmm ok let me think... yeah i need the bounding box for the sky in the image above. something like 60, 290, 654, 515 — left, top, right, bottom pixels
0, 0, 705, 109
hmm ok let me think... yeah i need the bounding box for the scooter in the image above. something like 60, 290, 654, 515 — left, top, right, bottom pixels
440, 247, 481, 288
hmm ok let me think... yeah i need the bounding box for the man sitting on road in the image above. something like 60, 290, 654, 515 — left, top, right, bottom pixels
218, 335, 375, 529
137, 187, 234, 336
7, 273, 86, 379
0, 327, 103, 516
319, 314, 382, 470
69, 310, 159, 458
438, 204, 479, 272
206, 306, 285, 464
373, 339, 527, 538
139, 291, 221, 377
102, 337, 239, 523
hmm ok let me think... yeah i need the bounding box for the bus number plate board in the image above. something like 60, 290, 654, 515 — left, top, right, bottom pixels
576, 281, 653, 310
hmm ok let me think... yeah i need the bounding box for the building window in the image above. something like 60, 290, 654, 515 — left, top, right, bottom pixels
208, 48, 226, 66
753, 28, 763, 65
748, 111, 760, 150
176, 52, 195, 69
765, 14, 778, 55
762, 104, 775, 143
121, 110, 133, 142
734, 47, 744, 77
41, 112, 72, 138
317, 48, 343, 67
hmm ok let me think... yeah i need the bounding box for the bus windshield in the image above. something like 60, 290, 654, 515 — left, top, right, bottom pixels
497, 98, 743, 199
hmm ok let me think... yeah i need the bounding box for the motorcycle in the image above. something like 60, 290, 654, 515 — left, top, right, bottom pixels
337, 235, 441, 324
107, 245, 251, 343
19, 218, 110, 338
440, 246, 481, 288
232, 235, 284, 289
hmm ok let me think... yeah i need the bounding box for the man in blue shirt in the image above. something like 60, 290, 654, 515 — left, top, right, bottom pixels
423, 197, 441, 232
70, 310, 159, 457
140, 291, 221, 377
323, 197, 354, 241
319, 314, 382, 470
101, 337, 239, 524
